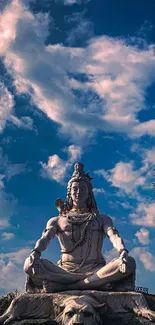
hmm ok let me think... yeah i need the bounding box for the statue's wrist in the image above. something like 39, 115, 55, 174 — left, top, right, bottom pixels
31, 248, 41, 257
119, 248, 128, 255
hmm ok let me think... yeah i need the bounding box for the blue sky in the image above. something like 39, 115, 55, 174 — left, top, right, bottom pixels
0, 0, 155, 295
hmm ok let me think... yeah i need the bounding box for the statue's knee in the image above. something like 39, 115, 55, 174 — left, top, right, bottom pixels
23, 257, 33, 276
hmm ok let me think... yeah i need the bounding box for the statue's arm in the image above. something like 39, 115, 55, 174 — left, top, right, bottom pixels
32, 217, 58, 256
102, 214, 127, 254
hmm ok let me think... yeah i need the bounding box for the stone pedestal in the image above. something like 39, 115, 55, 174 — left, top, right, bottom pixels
0, 291, 155, 325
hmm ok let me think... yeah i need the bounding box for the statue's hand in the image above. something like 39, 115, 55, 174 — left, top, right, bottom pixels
30, 250, 41, 276
119, 250, 128, 274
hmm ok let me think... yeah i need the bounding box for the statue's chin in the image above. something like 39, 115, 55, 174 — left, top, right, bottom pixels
73, 201, 87, 208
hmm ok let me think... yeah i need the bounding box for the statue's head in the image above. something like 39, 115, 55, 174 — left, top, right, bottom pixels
66, 162, 98, 212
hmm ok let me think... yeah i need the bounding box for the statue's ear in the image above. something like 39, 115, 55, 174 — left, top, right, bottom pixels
94, 302, 108, 315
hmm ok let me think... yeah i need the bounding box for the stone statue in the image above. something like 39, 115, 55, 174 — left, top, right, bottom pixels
24, 162, 136, 293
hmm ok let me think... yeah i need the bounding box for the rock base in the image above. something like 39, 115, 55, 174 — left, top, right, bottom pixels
0, 291, 155, 325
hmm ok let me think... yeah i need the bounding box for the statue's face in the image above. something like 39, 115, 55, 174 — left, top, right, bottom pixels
61, 297, 99, 325
71, 181, 89, 207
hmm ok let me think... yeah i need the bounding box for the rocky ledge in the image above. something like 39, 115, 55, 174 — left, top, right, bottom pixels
0, 291, 155, 325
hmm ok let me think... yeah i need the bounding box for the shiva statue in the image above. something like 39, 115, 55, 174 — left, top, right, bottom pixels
24, 162, 136, 293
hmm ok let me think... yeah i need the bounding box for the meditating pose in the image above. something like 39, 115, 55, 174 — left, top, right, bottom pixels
24, 162, 136, 293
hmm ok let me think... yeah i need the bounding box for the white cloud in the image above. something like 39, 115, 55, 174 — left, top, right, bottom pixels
141, 146, 155, 172
95, 145, 155, 197
0, 81, 35, 133
40, 145, 82, 183
64, 0, 90, 4
0, 148, 25, 230
1, 232, 15, 241
104, 248, 118, 263
0, 189, 17, 229
0, 147, 26, 180
65, 144, 82, 162
0, 0, 155, 141
7, 163, 26, 180
64, 0, 81, 4
0, 82, 14, 133
11, 116, 36, 132
41, 154, 67, 183
93, 188, 105, 194
0, 147, 8, 169
131, 120, 155, 138
0, 219, 10, 229
131, 247, 155, 272
130, 202, 155, 227
119, 201, 133, 210
95, 161, 145, 194
0, 248, 30, 293
66, 12, 94, 46
0, 174, 5, 189
0, 248, 30, 264
130, 145, 155, 190
135, 228, 150, 245
94, 169, 108, 179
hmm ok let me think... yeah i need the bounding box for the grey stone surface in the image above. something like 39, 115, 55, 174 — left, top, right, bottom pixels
13, 321, 56, 325
0, 291, 155, 325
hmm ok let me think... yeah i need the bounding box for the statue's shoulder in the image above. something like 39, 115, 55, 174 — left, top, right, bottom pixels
46, 216, 59, 228
99, 213, 113, 228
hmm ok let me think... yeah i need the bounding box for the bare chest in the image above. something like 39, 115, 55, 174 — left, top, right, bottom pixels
57, 215, 103, 243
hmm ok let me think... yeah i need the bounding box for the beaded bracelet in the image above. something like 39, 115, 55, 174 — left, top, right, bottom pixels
119, 248, 129, 255
31, 248, 41, 257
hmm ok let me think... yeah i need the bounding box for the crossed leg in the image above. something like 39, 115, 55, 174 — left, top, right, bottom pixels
66, 256, 136, 290
24, 255, 136, 292
24, 256, 85, 292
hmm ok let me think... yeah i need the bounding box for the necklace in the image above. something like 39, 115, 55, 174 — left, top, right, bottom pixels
70, 208, 89, 212
67, 212, 96, 245
60, 212, 98, 272
61, 208, 89, 215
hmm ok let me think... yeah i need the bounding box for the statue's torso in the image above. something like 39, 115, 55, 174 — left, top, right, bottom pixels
56, 213, 106, 264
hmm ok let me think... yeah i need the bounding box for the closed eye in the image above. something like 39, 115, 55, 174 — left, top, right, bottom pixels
66, 310, 75, 317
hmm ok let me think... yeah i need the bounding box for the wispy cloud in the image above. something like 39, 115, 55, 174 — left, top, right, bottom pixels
40, 145, 82, 183
141, 146, 155, 172
0, 174, 5, 189
0, 82, 35, 133
130, 202, 155, 227
93, 188, 105, 194
0, 148, 26, 230
135, 228, 150, 245
94, 145, 155, 196
0, 189, 17, 229
0, 82, 14, 133
65, 11, 94, 45
0, 147, 26, 180
95, 161, 145, 194
0, 0, 155, 142
0, 248, 30, 293
64, 0, 90, 5
131, 247, 155, 272
1, 232, 15, 241
104, 248, 118, 263
131, 120, 155, 138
